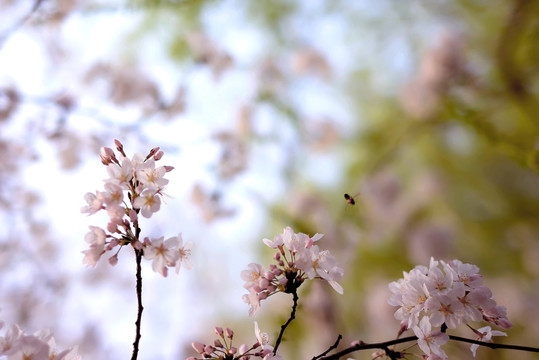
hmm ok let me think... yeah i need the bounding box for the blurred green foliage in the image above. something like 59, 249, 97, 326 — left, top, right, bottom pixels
130, 0, 539, 359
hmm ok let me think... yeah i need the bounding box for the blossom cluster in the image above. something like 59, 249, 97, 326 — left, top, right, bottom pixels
388, 258, 511, 359
81, 140, 192, 276
241, 226, 344, 317
0, 322, 80, 360
187, 323, 281, 360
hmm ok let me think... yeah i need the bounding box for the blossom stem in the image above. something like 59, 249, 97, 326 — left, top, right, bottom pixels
447, 335, 539, 352
314, 335, 539, 360
273, 290, 299, 355
312, 335, 342, 359
131, 248, 144, 360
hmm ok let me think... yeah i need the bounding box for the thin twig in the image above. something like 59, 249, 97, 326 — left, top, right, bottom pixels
312, 335, 342, 360
273, 290, 299, 355
131, 248, 144, 360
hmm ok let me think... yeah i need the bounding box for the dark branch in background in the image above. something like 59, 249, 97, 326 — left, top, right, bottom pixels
315, 334, 539, 360
496, 0, 532, 99
273, 290, 299, 355
131, 248, 144, 360
0, 0, 44, 50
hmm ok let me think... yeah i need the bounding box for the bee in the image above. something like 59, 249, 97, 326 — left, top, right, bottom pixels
344, 193, 359, 206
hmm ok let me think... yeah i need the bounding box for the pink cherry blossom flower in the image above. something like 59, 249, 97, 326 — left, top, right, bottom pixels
136, 159, 169, 189
470, 326, 506, 357
7, 334, 50, 360
106, 158, 134, 189
426, 292, 465, 329
143, 236, 180, 277
443, 259, 482, 289
254, 321, 273, 353
133, 188, 161, 218
82, 226, 106, 267
0, 323, 23, 354
173, 233, 193, 273
102, 182, 124, 205
241, 263, 267, 291
80, 191, 104, 215
481, 305, 512, 329
262, 233, 284, 249
242, 290, 261, 317
106, 204, 126, 232
412, 317, 449, 359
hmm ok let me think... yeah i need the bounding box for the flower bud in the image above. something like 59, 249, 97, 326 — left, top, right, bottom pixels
108, 254, 118, 266
99, 147, 116, 165
214, 326, 224, 337
225, 328, 234, 339
191, 342, 205, 354
213, 339, 223, 348
204, 345, 214, 354
153, 150, 164, 161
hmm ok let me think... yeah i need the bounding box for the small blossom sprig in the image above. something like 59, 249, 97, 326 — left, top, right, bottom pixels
0, 321, 80, 360
188, 323, 282, 360
81, 141, 193, 360
387, 257, 511, 359
241, 226, 344, 317
81, 140, 192, 277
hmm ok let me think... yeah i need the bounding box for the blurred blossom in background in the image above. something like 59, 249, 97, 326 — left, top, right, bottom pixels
0, 0, 538, 359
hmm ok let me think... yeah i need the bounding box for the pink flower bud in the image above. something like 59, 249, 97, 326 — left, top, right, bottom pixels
191, 342, 205, 354
99, 147, 116, 165
165, 165, 174, 172
149, 146, 160, 157
153, 150, 164, 161
204, 345, 214, 354
108, 254, 118, 266
265, 271, 275, 281
114, 140, 125, 156
225, 328, 234, 339
214, 326, 224, 337
213, 339, 223, 348
228, 346, 237, 355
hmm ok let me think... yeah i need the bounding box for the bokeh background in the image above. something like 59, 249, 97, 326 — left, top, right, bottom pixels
0, 0, 538, 359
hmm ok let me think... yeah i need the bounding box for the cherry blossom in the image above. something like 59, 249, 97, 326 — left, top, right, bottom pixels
241, 227, 343, 317
81, 140, 192, 277
143, 236, 181, 277
412, 316, 449, 359
188, 323, 280, 360
133, 188, 161, 218
174, 233, 194, 273
0, 323, 81, 360
389, 257, 512, 359
470, 326, 506, 357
